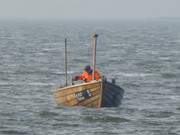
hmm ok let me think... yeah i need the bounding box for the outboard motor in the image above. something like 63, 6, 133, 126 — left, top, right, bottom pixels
112, 78, 116, 84
103, 76, 107, 83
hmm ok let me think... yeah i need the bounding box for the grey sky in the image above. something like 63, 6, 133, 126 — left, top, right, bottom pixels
0, 0, 179, 19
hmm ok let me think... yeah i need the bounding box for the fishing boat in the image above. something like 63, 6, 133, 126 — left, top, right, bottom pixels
54, 34, 124, 108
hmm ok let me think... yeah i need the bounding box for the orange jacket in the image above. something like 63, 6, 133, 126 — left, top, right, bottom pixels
77, 70, 101, 82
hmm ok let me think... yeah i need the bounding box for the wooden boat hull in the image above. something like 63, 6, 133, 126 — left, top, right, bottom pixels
54, 80, 103, 108
54, 80, 124, 108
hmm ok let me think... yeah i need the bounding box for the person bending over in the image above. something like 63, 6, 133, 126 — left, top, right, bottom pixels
74, 65, 101, 82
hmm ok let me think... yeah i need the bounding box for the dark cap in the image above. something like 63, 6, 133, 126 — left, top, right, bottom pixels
84, 65, 91, 72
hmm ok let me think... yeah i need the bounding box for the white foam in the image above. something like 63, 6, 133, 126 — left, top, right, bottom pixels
117, 72, 155, 77
169, 95, 180, 101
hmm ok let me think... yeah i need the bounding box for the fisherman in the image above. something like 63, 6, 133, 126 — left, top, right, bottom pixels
74, 65, 101, 82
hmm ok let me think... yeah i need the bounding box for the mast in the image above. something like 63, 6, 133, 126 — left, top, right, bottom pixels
92, 34, 98, 80
64, 38, 68, 86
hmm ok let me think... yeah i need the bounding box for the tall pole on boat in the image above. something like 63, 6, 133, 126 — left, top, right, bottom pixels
92, 33, 98, 80
64, 38, 68, 86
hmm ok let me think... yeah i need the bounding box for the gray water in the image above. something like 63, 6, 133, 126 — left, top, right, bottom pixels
0, 19, 180, 135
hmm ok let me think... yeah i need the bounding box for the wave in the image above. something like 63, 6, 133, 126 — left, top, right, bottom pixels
116, 72, 156, 77
0, 82, 55, 86
0, 70, 76, 76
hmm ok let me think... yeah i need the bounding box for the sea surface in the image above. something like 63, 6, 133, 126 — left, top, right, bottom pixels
0, 19, 180, 135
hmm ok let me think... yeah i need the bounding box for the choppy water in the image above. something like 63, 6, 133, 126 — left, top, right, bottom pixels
0, 19, 180, 135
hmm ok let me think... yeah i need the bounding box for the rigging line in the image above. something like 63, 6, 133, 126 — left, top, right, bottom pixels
61, 25, 79, 47
65, 31, 83, 47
